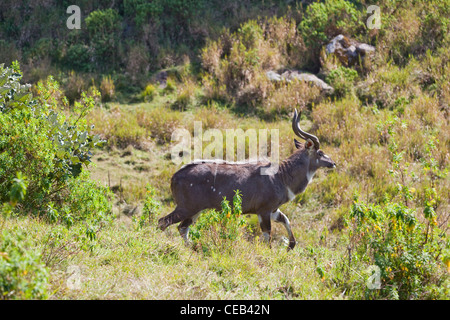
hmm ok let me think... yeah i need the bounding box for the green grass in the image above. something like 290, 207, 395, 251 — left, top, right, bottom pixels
2, 209, 350, 299
2, 0, 449, 300
2, 93, 448, 299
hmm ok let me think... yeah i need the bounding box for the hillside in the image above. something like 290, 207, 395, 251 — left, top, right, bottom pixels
0, 0, 449, 300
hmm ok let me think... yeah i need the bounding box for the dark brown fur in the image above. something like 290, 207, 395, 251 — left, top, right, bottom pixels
158, 110, 336, 250
158, 142, 335, 250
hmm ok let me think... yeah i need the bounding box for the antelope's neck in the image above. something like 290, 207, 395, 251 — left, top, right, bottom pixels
279, 152, 316, 197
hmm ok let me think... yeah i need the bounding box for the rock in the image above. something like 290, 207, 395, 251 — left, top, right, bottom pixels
325, 34, 375, 66
266, 69, 334, 93
356, 43, 376, 55
266, 70, 282, 81
281, 70, 334, 92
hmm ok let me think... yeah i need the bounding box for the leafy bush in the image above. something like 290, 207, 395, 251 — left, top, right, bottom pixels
0, 62, 105, 216
85, 9, 121, 69
326, 66, 358, 98
339, 112, 449, 299
345, 197, 448, 299
190, 190, 250, 255
140, 83, 158, 102
299, 0, 363, 58
0, 64, 57, 206
0, 230, 49, 300
55, 170, 113, 228
64, 44, 91, 73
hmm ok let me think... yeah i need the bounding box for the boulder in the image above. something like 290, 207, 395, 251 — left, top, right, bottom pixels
266, 69, 334, 93
325, 34, 375, 67
281, 70, 334, 92
266, 70, 282, 82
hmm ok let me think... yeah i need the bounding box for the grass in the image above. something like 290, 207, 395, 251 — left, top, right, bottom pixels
3, 86, 448, 299
2, 206, 348, 300
2, 0, 449, 300
51, 89, 450, 299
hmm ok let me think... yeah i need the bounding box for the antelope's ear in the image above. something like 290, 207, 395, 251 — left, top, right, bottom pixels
305, 139, 314, 150
294, 139, 302, 149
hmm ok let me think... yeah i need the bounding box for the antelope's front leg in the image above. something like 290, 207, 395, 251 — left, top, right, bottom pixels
257, 212, 272, 245
177, 212, 200, 246
271, 209, 296, 250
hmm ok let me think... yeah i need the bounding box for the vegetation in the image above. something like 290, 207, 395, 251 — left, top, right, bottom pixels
0, 0, 449, 300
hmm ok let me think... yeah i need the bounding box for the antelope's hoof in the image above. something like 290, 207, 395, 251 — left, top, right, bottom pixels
288, 240, 296, 251
158, 218, 167, 231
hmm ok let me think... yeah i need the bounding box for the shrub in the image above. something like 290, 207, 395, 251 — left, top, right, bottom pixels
326, 66, 358, 98
0, 64, 55, 206
100, 75, 115, 102
311, 97, 379, 147
345, 197, 448, 299
0, 62, 105, 215
29, 38, 58, 63
140, 83, 157, 102
0, 40, 21, 68
162, 78, 176, 94
56, 170, 113, 227
201, 22, 272, 108
0, 230, 49, 300
190, 190, 250, 255
338, 113, 449, 299
89, 106, 146, 149
421, 1, 450, 52
357, 60, 422, 110
62, 70, 88, 104
125, 43, 150, 85
64, 44, 91, 73
263, 79, 321, 117
376, 1, 449, 66
299, 0, 363, 63
85, 9, 121, 69
136, 107, 182, 144
173, 77, 197, 111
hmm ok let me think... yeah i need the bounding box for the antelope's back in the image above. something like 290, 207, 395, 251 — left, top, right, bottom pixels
170, 161, 271, 212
